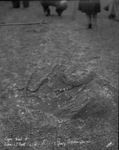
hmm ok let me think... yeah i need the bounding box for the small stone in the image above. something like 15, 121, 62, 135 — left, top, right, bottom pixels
47, 82, 53, 88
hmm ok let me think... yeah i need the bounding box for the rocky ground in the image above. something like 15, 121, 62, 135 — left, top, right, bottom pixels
0, 1, 118, 150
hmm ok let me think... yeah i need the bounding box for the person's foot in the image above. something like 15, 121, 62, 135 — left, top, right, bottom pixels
104, 5, 109, 11
12, 1, 20, 8
88, 23, 92, 29
108, 14, 116, 19
12, 4, 20, 8
45, 9, 50, 16
56, 9, 63, 17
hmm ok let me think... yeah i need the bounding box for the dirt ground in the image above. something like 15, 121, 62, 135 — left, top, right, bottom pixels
0, 1, 118, 150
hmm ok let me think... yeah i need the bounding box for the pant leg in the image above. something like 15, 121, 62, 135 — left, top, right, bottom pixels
22, 0, 30, 8
41, 4, 50, 16
11, 0, 20, 8
110, 0, 116, 15
92, 14, 98, 28
86, 14, 92, 29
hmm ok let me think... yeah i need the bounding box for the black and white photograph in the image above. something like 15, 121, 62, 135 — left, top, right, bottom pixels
0, 0, 118, 150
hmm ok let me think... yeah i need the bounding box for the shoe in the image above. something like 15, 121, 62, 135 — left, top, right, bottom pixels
108, 14, 116, 19
56, 9, 63, 17
88, 23, 92, 29
12, 1, 20, 8
104, 6, 109, 11
45, 9, 50, 16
